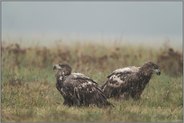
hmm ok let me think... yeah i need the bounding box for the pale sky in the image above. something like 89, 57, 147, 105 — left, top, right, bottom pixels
2, 1, 182, 47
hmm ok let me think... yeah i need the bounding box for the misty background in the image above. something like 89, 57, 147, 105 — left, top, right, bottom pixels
2, 1, 182, 49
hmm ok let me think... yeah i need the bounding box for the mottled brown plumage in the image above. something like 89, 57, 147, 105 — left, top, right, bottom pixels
53, 63, 112, 107
101, 61, 161, 100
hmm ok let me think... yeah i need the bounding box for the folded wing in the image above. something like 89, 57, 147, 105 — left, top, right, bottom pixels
64, 73, 112, 107
101, 66, 140, 98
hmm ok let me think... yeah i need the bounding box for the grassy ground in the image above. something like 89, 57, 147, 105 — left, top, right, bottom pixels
1, 41, 183, 122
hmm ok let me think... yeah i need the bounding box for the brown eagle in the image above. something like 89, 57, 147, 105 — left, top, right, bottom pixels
101, 61, 161, 100
53, 63, 112, 107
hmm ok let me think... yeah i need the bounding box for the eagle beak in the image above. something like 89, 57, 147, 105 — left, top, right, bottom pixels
53, 65, 56, 70
53, 64, 61, 70
154, 69, 161, 75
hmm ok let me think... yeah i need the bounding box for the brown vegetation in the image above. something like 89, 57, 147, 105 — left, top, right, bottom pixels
2, 42, 182, 76
157, 47, 182, 76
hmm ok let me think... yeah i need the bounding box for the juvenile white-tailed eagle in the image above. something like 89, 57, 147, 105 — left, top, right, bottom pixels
101, 61, 161, 100
53, 63, 112, 107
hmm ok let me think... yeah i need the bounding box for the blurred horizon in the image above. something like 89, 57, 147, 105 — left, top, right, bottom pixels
2, 1, 182, 49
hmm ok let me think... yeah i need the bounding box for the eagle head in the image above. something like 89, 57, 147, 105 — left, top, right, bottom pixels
53, 63, 72, 77
142, 61, 161, 76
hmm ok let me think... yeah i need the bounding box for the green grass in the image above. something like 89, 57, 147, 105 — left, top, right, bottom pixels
1, 41, 183, 122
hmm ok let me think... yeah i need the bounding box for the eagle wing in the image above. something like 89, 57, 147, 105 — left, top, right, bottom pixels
64, 73, 111, 107
101, 66, 140, 98
71, 73, 98, 85
107, 66, 140, 78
